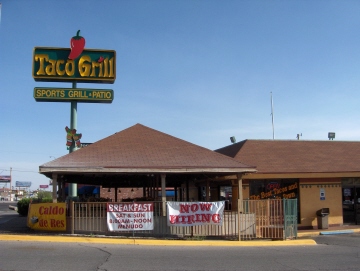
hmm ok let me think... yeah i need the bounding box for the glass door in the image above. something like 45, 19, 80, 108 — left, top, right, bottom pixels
342, 186, 360, 224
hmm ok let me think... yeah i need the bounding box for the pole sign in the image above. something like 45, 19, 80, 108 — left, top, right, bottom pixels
0, 176, 11, 182
32, 47, 116, 83
33, 31, 116, 192
34, 88, 114, 103
16, 181, 32, 187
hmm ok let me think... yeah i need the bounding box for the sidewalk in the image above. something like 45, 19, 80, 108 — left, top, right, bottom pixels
297, 224, 360, 238
0, 212, 358, 246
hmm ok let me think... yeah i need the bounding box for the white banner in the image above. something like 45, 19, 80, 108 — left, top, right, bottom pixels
167, 201, 225, 227
107, 202, 154, 231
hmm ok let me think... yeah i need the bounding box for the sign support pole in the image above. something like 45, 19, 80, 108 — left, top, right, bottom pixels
68, 81, 78, 198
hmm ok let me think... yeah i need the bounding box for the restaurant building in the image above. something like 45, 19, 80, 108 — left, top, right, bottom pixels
40, 124, 360, 230
40, 123, 256, 208
216, 140, 360, 229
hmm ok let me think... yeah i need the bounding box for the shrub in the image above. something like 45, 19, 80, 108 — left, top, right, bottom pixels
17, 198, 31, 216
41, 198, 53, 203
17, 197, 54, 216
37, 190, 52, 200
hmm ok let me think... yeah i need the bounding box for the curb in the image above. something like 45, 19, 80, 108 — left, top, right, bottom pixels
320, 230, 354, 235
298, 228, 360, 238
0, 234, 317, 246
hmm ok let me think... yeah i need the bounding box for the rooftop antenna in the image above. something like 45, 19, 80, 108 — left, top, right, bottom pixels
296, 133, 302, 140
270, 92, 275, 140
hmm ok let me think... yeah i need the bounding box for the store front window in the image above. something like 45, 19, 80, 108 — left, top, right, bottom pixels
219, 186, 232, 210
249, 179, 299, 200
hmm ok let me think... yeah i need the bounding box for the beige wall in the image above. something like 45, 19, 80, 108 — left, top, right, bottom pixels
299, 178, 342, 228
243, 185, 249, 199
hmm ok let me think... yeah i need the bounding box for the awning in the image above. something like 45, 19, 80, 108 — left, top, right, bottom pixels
158, 190, 175, 197
78, 185, 97, 195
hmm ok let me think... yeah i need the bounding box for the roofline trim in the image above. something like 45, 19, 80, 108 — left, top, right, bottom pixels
243, 172, 360, 179
39, 167, 257, 174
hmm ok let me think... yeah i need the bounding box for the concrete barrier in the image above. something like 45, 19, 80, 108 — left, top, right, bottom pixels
9, 205, 18, 211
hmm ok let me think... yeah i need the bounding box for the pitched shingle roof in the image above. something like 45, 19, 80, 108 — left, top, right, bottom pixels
40, 124, 255, 175
216, 140, 360, 174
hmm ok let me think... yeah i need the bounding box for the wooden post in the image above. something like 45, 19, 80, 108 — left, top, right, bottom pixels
58, 181, 62, 201
52, 173, 58, 203
161, 174, 166, 216
70, 200, 74, 234
154, 175, 158, 199
231, 181, 238, 211
206, 180, 210, 201
237, 174, 243, 241
61, 180, 66, 200
186, 180, 189, 201
238, 174, 243, 213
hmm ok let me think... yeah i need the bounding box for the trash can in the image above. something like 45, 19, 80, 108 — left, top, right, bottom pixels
316, 208, 330, 229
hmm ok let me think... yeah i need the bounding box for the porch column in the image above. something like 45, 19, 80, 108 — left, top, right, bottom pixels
231, 174, 244, 211
237, 174, 243, 213
161, 174, 166, 216
186, 180, 190, 201
52, 173, 58, 203
61, 180, 66, 200
206, 180, 210, 201
156, 175, 159, 200
237, 173, 243, 242
174, 185, 178, 201
57, 181, 62, 200
231, 180, 238, 211
114, 187, 118, 202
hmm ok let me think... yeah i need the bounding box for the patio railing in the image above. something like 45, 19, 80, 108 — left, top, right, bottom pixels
69, 199, 297, 240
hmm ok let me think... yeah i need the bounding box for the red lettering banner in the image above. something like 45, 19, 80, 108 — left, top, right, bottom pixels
107, 202, 154, 231
167, 201, 225, 226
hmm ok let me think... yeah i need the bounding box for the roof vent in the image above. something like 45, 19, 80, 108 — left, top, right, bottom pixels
328, 132, 335, 140
230, 136, 236, 144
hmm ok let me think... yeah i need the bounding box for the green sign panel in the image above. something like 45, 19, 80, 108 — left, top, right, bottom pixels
34, 88, 114, 103
32, 47, 116, 83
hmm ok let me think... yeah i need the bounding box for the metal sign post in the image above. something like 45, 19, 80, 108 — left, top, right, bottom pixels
68, 82, 77, 198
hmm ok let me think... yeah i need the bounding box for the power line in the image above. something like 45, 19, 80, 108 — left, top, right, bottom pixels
0, 149, 59, 156
0, 168, 39, 174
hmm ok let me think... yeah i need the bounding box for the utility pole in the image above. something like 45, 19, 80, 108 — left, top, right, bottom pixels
10, 167, 12, 201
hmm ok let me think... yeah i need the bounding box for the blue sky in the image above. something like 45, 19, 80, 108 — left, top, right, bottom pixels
1, 0, 360, 190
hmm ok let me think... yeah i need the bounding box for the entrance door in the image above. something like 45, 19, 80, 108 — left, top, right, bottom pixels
342, 186, 360, 224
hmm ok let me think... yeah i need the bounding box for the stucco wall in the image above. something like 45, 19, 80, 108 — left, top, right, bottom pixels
299, 178, 342, 228
243, 185, 249, 199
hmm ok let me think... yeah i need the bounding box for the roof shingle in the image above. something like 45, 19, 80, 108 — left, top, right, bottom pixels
40, 124, 255, 174
216, 139, 360, 174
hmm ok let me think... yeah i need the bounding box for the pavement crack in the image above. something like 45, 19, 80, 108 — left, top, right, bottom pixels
78, 243, 112, 271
